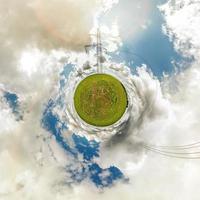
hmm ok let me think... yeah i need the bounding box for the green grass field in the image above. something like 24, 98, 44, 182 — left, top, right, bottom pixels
74, 73, 128, 127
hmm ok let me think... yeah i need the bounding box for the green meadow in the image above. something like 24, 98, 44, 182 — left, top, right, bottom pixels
74, 74, 128, 127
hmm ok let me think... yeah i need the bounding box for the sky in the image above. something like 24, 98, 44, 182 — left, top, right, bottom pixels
1, 0, 200, 199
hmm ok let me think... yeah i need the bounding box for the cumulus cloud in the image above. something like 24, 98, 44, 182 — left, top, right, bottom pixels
160, 0, 200, 59
101, 0, 153, 41
0, 0, 98, 51
0, 0, 102, 96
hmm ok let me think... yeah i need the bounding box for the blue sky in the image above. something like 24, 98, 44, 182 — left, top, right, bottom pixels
2, 0, 184, 188
41, 3, 183, 185
119, 0, 182, 77
1, 0, 200, 198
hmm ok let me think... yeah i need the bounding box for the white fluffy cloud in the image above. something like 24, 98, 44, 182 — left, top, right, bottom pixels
0, 0, 98, 50
160, 0, 200, 59
101, 0, 153, 41
0, 0, 101, 96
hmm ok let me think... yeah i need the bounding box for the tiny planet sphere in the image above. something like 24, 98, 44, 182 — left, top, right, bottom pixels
74, 73, 128, 127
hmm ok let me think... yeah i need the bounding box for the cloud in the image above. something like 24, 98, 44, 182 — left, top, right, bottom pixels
0, 0, 100, 96
0, 0, 98, 51
101, 0, 153, 41
160, 0, 200, 59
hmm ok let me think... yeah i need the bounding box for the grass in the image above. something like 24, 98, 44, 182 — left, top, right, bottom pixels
74, 73, 128, 127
